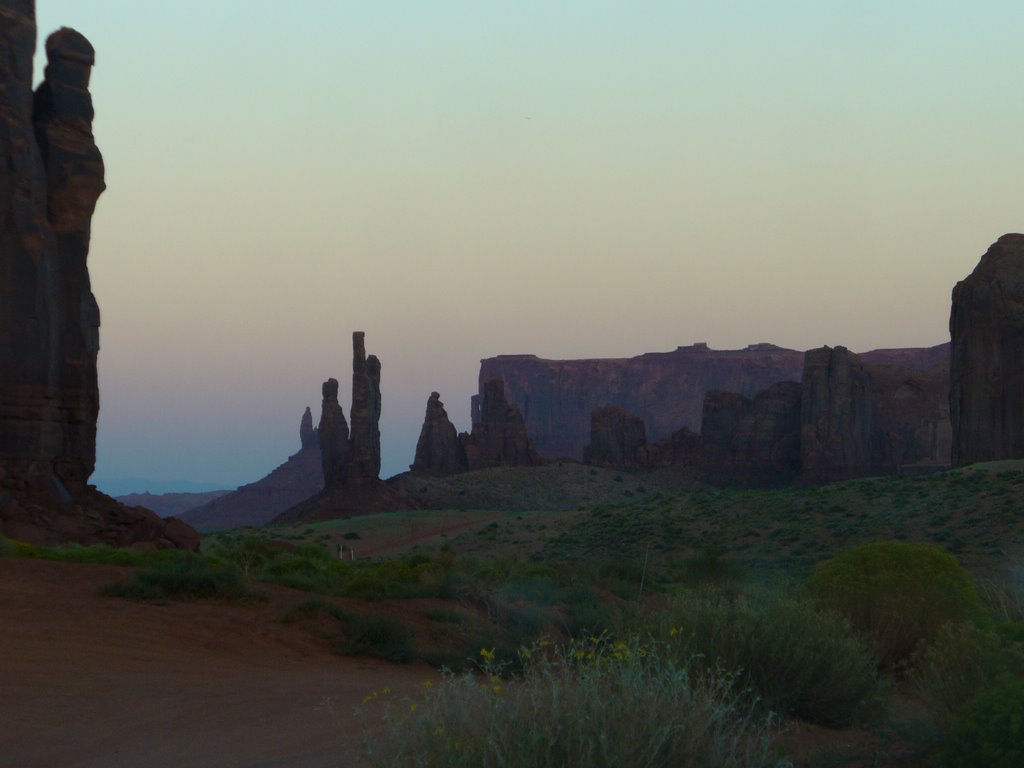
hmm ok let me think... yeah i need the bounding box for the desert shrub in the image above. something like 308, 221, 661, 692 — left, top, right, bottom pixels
942, 677, 1024, 768
102, 554, 258, 602
670, 546, 744, 587
659, 589, 882, 726
362, 639, 776, 768
807, 541, 984, 668
278, 597, 351, 624
912, 622, 1008, 725
338, 615, 415, 661
0, 538, 173, 566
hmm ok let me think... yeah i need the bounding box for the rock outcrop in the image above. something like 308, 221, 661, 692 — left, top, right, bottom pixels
299, 406, 318, 449
411, 392, 468, 476
950, 234, 1024, 466
477, 343, 949, 462
463, 379, 541, 470
274, 333, 414, 522
620, 348, 950, 486
583, 406, 649, 468
701, 382, 803, 486
348, 332, 382, 481
800, 346, 873, 482
318, 378, 351, 489
181, 445, 323, 532
0, 7, 195, 549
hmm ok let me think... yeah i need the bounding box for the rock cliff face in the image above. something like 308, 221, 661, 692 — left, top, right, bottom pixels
583, 406, 649, 468
478, 342, 948, 464
463, 379, 541, 470
0, 7, 195, 549
950, 234, 1024, 466
701, 382, 803, 486
478, 344, 805, 460
411, 392, 468, 476
869, 361, 950, 473
800, 346, 874, 482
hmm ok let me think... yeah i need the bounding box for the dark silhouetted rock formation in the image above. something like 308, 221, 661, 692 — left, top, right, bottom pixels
411, 393, 468, 476
950, 234, 1024, 466
800, 346, 874, 482
463, 379, 541, 470
869, 361, 951, 474
349, 332, 382, 481
0, 8, 195, 549
584, 406, 649, 468
318, 378, 351, 489
701, 382, 803, 486
299, 406, 318, 449
630, 348, 950, 486
181, 447, 323, 532
477, 343, 950, 463
274, 333, 414, 522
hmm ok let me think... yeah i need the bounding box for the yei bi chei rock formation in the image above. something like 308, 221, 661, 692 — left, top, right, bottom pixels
275, 333, 412, 522
0, 5, 195, 549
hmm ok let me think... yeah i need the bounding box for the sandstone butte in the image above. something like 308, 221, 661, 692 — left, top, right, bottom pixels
0, 6, 196, 549
478, 342, 950, 465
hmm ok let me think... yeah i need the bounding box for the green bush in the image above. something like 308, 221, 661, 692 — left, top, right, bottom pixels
338, 615, 415, 662
807, 541, 984, 668
912, 622, 1006, 725
659, 589, 881, 726
102, 554, 258, 603
942, 678, 1024, 768
362, 639, 776, 768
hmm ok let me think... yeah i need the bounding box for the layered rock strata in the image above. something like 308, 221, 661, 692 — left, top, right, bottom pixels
950, 234, 1024, 466
411, 392, 468, 476
0, 7, 195, 549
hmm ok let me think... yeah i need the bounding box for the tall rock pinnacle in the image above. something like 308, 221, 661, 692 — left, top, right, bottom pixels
1, 10, 105, 495
318, 333, 382, 489
0, 5, 196, 549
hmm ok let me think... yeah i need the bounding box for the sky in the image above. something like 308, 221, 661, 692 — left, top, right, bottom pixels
31, 1, 1024, 494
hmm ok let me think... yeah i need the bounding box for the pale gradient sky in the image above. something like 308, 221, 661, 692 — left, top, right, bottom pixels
32, 1, 1024, 492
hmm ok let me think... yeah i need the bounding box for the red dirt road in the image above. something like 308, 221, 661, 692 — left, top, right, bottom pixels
0, 559, 432, 768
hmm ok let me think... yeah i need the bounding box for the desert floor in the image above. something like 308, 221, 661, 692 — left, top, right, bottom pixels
1, 558, 433, 768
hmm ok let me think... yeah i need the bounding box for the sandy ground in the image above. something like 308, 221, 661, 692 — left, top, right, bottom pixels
0, 558, 433, 768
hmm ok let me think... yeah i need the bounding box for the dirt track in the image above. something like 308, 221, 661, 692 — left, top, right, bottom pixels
0, 559, 433, 768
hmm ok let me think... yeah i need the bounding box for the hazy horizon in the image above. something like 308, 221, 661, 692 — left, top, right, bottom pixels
32, 2, 1023, 493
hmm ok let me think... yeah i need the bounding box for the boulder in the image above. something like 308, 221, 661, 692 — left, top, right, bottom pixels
950, 234, 1024, 465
